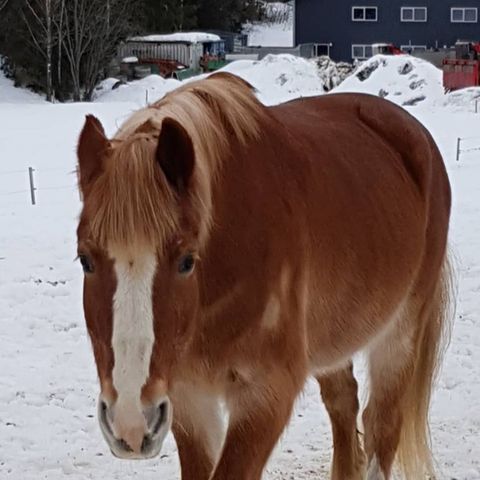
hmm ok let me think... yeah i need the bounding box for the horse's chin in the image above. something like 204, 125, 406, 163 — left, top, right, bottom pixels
109, 444, 163, 460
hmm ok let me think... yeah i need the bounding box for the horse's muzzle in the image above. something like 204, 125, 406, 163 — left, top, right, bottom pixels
97, 395, 172, 459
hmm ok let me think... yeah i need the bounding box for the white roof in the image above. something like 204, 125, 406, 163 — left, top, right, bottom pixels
129, 32, 221, 44
121, 56, 138, 63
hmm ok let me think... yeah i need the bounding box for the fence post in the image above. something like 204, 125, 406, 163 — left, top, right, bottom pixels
456, 138, 461, 162
76, 167, 83, 201
28, 167, 36, 205
145, 89, 149, 106
476, 100, 479, 114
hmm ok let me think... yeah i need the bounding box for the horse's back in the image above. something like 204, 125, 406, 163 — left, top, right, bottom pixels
268, 93, 451, 367
271, 92, 448, 199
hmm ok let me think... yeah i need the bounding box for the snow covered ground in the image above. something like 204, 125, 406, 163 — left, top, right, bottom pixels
0, 56, 479, 479
244, 2, 293, 47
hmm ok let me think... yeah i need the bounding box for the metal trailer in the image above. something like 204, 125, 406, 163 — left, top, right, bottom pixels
118, 37, 228, 79
119, 41, 204, 71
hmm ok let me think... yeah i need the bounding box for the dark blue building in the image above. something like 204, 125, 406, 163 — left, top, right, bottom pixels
294, 0, 480, 61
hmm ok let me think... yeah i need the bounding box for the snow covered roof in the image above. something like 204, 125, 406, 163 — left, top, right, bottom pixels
121, 56, 138, 64
129, 32, 222, 44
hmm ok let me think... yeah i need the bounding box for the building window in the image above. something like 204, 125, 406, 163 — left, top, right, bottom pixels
401, 7, 427, 22
352, 6, 378, 22
314, 44, 332, 57
352, 44, 373, 59
451, 8, 478, 23
400, 45, 427, 53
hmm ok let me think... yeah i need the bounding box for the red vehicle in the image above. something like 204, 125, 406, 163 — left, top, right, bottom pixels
372, 43, 404, 56
443, 41, 480, 91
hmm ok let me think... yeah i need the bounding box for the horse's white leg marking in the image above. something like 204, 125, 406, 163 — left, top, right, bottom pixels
367, 455, 386, 480
111, 250, 157, 450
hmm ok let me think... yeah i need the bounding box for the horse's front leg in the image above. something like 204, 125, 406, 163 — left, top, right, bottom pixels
170, 383, 225, 480
210, 369, 304, 480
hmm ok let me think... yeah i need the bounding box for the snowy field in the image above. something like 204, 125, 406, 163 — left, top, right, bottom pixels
1, 54, 480, 479
244, 1, 293, 47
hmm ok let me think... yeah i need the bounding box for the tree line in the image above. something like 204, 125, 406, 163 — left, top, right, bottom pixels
0, 0, 274, 101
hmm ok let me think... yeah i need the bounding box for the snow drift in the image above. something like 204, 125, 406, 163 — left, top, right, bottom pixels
332, 55, 444, 106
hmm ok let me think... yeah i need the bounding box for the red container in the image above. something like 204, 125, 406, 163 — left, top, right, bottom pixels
443, 58, 480, 91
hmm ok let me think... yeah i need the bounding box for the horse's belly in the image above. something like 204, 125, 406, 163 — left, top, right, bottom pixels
304, 271, 415, 372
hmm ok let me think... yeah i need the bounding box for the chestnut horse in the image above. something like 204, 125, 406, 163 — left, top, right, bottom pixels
76, 73, 452, 480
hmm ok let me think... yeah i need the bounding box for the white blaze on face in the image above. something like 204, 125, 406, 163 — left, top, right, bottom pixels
111, 250, 157, 429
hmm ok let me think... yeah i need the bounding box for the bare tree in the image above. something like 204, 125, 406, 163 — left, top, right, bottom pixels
61, 0, 137, 101
56, 0, 65, 89
21, 0, 60, 101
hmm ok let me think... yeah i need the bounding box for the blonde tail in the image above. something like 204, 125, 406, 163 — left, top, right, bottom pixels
397, 255, 454, 479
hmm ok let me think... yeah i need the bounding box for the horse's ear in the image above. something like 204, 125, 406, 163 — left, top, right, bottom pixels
77, 115, 109, 194
156, 118, 195, 195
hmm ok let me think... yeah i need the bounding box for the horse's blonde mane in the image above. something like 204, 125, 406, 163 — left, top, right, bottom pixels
118, 72, 266, 173
87, 73, 267, 251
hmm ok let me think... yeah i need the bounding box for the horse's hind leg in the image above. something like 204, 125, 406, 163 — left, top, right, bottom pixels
317, 362, 366, 480
362, 318, 416, 480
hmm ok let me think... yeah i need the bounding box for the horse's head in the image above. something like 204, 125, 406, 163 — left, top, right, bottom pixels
76, 113, 205, 459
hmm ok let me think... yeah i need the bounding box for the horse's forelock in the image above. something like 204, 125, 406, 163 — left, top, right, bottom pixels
85, 136, 179, 252
83, 74, 267, 252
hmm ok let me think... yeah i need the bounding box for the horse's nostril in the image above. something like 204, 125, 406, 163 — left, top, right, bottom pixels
101, 401, 107, 412
141, 434, 152, 453
118, 438, 133, 453
152, 401, 168, 436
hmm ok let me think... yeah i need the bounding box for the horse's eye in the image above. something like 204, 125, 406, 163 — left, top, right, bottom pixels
178, 254, 195, 275
79, 254, 94, 274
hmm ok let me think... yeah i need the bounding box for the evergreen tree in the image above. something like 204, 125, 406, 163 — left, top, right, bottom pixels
139, 0, 197, 33
196, 0, 264, 32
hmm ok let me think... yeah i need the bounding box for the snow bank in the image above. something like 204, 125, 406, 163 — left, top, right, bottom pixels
94, 75, 180, 106
130, 32, 221, 44
93, 53, 446, 110
0, 62, 45, 104
94, 55, 326, 107
220, 54, 326, 105
440, 87, 480, 112
333, 55, 444, 107
314, 56, 355, 92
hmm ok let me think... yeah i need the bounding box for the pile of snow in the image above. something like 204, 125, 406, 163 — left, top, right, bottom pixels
220, 54, 326, 105
314, 56, 355, 92
244, 2, 293, 47
333, 55, 444, 107
94, 75, 180, 106
93, 53, 446, 110
94, 54, 326, 107
440, 87, 480, 112
0, 61, 44, 104
130, 32, 221, 44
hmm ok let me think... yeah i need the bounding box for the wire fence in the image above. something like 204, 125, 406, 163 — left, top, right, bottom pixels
0, 166, 79, 204
456, 136, 480, 162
